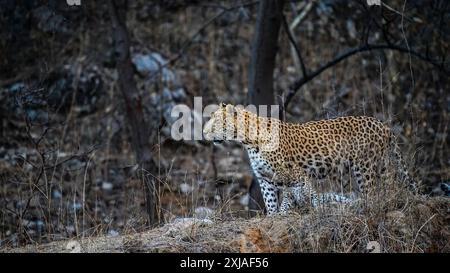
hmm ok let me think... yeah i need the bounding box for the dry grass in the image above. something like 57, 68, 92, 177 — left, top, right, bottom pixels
4, 180, 449, 253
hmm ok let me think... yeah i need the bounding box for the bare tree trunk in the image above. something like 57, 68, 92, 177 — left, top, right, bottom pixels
108, 0, 160, 226
247, 0, 285, 215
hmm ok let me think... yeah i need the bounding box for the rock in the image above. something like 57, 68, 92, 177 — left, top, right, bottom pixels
240, 194, 249, 207
5, 65, 103, 117
132, 52, 176, 83
52, 189, 62, 199
133, 53, 167, 74
346, 20, 357, 40
8, 82, 26, 93
32, 6, 69, 34
179, 183, 193, 194
146, 85, 203, 145
35, 220, 44, 233
21, 219, 33, 228
173, 218, 213, 226
165, 217, 213, 237
171, 88, 187, 102
66, 225, 76, 234
46, 65, 103, 114
71, 202, 82, 211
65, 240, 82, 253
101, 181, 114, 191
366, 241, 381, 253
66, 158, 85, 171
440, 182, 450, 197
161, 67, 175, 83
194, 207, 214, 219
108, 230, 119, 237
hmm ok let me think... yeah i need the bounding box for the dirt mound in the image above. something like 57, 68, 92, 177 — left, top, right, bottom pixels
5, 194, 448, 253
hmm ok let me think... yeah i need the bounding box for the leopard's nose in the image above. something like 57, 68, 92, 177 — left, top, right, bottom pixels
203, 122, 213, 140
203, 119, 214, 136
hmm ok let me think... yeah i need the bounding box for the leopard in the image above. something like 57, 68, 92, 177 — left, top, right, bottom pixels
203, 103, 417, 215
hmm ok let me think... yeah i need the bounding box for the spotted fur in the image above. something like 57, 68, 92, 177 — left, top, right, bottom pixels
203, 104, 416, 215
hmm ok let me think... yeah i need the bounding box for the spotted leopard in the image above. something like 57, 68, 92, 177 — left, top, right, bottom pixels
203, 104, 416, 214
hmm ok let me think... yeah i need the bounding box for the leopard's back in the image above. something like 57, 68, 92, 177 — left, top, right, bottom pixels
250, 116, 394, 191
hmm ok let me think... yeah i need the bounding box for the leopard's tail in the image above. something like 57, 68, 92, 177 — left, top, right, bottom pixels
388, 132, 419, 193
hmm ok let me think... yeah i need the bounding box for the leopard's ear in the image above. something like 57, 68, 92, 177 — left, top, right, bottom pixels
225, 104, 234, 114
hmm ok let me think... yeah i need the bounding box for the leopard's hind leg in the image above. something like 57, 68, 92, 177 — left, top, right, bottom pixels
279, 185, 353, 213
315, 192, 353, 205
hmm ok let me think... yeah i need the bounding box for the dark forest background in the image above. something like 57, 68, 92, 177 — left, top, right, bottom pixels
0, 0, 449, 251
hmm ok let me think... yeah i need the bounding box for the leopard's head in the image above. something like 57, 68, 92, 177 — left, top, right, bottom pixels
203, 103, 279, 151
203, 103, 240, 144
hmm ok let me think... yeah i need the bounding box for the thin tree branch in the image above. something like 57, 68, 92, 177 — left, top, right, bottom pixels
155, 1, 259, 71
284, 43, 450, 108
281, 12, 307, 78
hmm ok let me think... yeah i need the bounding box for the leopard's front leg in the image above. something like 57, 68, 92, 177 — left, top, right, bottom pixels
279, 189, 295, 214
257, 178, 279, 215
277, 176, 311, 214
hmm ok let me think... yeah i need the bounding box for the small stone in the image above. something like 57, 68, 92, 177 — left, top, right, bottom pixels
240, 194, 250, 207
52, 189, 62, 199
21, 219, 32, 228
9, 82, 26, 93
71, 202, 82, 211
165, 217, 213, 237
162, 68, 175, 83
346, 20, 357, 40
102, 181, 114, 191
66, 225, 76, 234
132, 52, 168, 76
162, 87, 173, 101
172, 88, 186, 102
108, 230, 119, 237
194, 207, 214, 219
180, 183, 193, 194
66, 240, 81, 253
